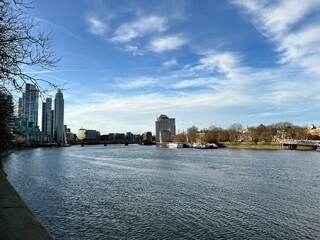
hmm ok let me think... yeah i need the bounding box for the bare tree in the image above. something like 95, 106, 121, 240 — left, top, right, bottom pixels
228, 123, 243, 142
187, 125, 198, 143
0, 0, 60, 94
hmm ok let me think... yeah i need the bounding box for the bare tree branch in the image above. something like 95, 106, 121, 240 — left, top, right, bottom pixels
0, 0, 61, 96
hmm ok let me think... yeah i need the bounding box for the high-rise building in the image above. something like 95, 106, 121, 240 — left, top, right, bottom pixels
53, 89, 64, 142
155, 114, 176, 142
42, 98, 52, 140
24, 84, 39, 127
18, 95, 24, 118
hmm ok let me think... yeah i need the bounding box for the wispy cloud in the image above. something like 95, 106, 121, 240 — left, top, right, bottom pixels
163, 58, 178, 68
111, 15, 168, 43
170, 77, 223, 89
86, 15, 108, 36
232, 0, 320, 76
115, 77, 158, 89
36, 17, 85, 42
149, 34, 188, 52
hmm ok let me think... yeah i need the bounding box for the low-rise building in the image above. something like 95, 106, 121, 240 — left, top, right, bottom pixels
77, 129, 100, 140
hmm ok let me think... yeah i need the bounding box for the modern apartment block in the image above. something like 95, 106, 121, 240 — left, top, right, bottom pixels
18, 95, 24, 118
24, 83, 39, 127
42, 98, 53, 140
53, 89, 64, 142
155, 114, 176, 142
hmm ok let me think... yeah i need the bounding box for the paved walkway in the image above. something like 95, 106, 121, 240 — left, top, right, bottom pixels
0, 169, 53, 240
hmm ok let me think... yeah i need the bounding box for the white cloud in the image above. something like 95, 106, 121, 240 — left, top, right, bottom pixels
86, 15, 108, 36
163, 58, 178, 68
111, 15, 168, 43
64, 91, 251, 133
232, 0, 320, 76
123, 45, 144, 56
188, 51, 249, 84
115, 77, 158, 89
149, 35, 187, 53
170, 77, 222, 89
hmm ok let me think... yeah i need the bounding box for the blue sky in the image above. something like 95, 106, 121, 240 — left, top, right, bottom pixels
29, 0, 320, 134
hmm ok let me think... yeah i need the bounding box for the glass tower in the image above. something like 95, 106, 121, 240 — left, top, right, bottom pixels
42, 98, 52, 140
24, 84, 39, 127
53, 90, 64, 142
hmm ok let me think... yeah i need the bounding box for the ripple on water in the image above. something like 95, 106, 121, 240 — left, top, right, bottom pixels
3, 146, 320, 239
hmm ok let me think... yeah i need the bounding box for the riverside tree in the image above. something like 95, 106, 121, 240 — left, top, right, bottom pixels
0, 87, 14, 147
0, 0, 60, 94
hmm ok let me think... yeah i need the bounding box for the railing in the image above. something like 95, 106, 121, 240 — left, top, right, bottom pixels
281, 139, 320, 147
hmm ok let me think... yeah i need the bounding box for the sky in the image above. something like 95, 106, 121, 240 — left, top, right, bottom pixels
27, 0, 320, 134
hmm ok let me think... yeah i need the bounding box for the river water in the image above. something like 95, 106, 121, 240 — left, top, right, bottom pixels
2, 145, 320, 239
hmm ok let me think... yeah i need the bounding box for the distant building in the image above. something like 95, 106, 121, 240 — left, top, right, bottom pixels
42, 98, 52, 141
307, 124, 320, 137
53, 89, 64, 142
108, 133, 115, 142
142, 132, 153, 144
18, 96, 24, 118
78, 129, 100, 140
155, 114, 176, 142
24, 84, 39, 127
126, 132, 134, 142
65, 125, 76, 142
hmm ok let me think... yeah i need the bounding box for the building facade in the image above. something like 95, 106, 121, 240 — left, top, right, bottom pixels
24, 84, 39, 127
77, 129, 100, 140
53, 90, 64, 142
155, 114, 176, 142
18, 95, 24, 118
42, 98, 52, 141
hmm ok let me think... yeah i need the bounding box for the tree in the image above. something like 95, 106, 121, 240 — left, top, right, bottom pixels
0, 0, 60, 94
0, 87, 14, 147
228, 123, 243, 142
187, 125, 198, 143
205, 125, 226, 142
174, 130, 187, 143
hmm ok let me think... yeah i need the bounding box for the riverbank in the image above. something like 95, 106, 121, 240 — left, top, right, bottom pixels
218, 141, 315, 150
0, 151, 53, 240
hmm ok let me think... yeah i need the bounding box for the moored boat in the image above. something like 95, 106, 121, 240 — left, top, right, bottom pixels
167, 143, 184, 148
193, 143, 218, 149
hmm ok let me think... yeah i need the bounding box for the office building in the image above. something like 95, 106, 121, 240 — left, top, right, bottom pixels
24, 83, 39, 127
155, 114, 176, 142
18, 95, 24, 118
42, 98, 52, 140
53, 89, 64, 142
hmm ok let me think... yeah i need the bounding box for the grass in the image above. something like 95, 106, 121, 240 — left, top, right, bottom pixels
217, 142, 315, 150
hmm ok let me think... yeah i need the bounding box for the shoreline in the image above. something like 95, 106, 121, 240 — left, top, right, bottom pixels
0, 151, 54, 240
217, 141, 316, 150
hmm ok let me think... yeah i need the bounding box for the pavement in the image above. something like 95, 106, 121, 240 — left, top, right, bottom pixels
0, 169, 54, 240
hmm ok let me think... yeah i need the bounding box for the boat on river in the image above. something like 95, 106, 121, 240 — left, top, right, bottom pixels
167, 143, 184, 148
193, 143, 218, 149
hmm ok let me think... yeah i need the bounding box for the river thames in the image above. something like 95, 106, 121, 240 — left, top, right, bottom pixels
2, 145, 320, 239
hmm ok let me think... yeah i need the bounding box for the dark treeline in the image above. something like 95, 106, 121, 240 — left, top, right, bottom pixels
175, 122, 318, 143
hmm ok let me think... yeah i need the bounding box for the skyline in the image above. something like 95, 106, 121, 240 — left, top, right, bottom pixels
25, 0, 320, 133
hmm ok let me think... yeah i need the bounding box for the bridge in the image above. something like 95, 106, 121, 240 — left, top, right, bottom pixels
280, 139, 320, 150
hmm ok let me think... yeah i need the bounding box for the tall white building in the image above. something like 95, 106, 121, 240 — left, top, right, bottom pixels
155, 114, 176, 142
53, 89, 64, 142
42, 98, 52, 140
